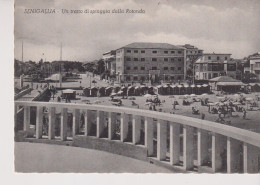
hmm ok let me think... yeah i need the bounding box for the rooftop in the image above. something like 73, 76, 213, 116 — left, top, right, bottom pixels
203, 53, 232, 55
209, 76, 240, 82
118, 42, 186, 50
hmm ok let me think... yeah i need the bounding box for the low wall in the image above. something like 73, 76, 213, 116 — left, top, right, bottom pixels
73, 136, 148, 161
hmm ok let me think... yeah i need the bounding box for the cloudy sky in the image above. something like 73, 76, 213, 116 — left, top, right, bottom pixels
14, 0, 260, 62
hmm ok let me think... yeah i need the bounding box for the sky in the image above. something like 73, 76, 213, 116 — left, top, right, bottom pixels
14, 0, 260, 62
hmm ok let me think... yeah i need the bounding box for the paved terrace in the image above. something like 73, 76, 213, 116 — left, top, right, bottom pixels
15, 142, 173, 173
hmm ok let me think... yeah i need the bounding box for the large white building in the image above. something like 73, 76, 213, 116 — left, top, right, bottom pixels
113, 42, 187, 84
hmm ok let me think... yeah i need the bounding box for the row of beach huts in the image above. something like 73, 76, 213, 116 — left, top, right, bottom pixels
82, 84, 211, 97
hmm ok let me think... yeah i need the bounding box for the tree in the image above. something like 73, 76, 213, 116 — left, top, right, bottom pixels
97, 59, 105, 75
242, 72, 257, 83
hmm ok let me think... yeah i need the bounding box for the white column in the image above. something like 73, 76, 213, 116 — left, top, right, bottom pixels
243, 143, 259, 173
197, 129, 209, 166
108, 112, 116, 140
132, 115, 141, 144
97, 111, 105, 138
72, 109, 80, 136
227, 137, 241, 173
84, 110, 93, 136
183, 125, 194, 170
145, 117, 154, 156
23, 106, 30, 132
36, 106, 43, 139
170, 123, 180, 165
120, 113, 129, 142
157, 120, 167, 160
48, 107, 55, 140
212, 133, 226, 172
60, 108, 68, 141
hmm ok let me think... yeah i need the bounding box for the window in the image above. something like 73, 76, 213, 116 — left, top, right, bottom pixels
152, 50, 157, 54
178, 58, 182, 62
126, 58, 131, 61
140, 76, 145, 81
171, 51, 175, 54
164, 67, 168, 70
171, 58, 175, 62
190, 51, 193, 54
178, 51, 182, 54
178, 67, 182, 71
170, 67, 175, 70
134, 58, 138, 61
126, 66, 131, 70
141, 50, 145, 53
217, 56, 220, 60
164, 51, 168, 54
133, 76, 138, 81
208, 56, 211, 60
141, 67, 145, 70
141, 58, 145, 61
164, 58, 168, 62
126, 76, 131, 81
134, 50, 138, 53
152, 58, 157, 61
152, 67, 157, 70
225, 57, 228, 60
133, 66, 138, 70
127, 50, 131, 53
178, 76, 182, 80
171, 76, 175, 80
198, 51, 201, 53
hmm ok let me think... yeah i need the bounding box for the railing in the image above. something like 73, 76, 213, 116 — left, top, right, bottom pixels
14, 101, 260, 173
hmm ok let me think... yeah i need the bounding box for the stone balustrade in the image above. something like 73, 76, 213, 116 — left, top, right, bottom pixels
14, 101, 260, 173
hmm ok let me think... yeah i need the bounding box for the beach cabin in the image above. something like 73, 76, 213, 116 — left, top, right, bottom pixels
183, 84, 191, 94
61, 89, 76, 100
170, 85, 178, 95
90, 87, 98, 97
156, 85, 163, 95
147, 86, 155, 95
105, 87, 113, 96
120, 86, 128, 96
83, 87, 91, 97
127, 86, 135, 96
98, 87, 106, 97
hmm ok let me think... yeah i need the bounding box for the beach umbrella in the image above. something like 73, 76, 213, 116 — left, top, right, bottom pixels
117, 90, 123, 94
110, 93, 117, 96
190, 94, 196, 97
217, 96, 225, 99
184, 94, 190, 98
246, 97, 253, 101
144, 94, 152, 98
201, 93, 208, 96
145, 102, 152, 105
233, 102, 241, 105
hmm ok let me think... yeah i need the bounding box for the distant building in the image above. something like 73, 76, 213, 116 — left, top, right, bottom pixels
115, 42, 186, 84
179, 44, 203, 80
244, 52, 260, 80
194, 53, 237, 81
102, 50, 116, 75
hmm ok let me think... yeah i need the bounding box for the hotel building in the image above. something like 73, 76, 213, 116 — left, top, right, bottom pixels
114, 42, 186, 84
